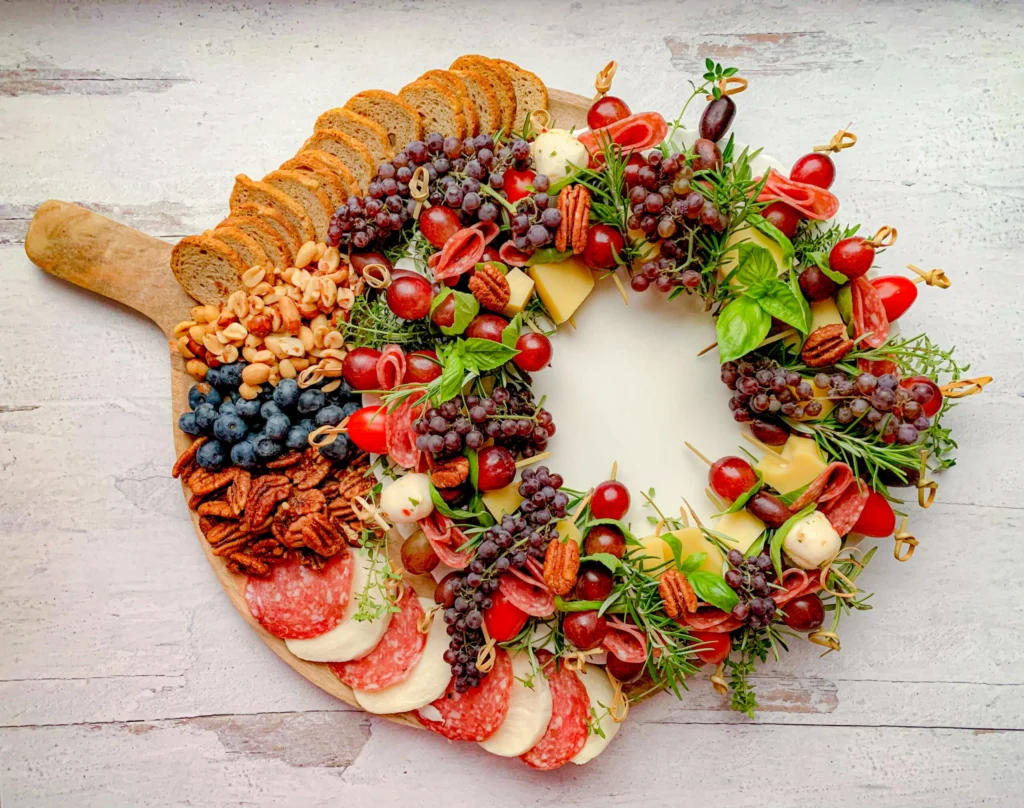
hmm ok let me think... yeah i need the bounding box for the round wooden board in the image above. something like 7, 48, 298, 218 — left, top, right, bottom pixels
23, 87, 593, 732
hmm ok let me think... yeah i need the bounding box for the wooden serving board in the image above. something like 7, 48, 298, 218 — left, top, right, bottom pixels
23, 88, 592, 731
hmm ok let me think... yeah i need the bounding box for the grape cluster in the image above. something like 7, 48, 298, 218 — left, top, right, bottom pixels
822, 371, 932, 445
413, 386, 555, 461
720, 358, 820, 422
725, 548, 778, 629
431, 133, 532, 227
509, 174, 561, 253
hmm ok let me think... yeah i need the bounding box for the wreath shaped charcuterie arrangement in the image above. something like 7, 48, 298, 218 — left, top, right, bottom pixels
167, 55, 990, 769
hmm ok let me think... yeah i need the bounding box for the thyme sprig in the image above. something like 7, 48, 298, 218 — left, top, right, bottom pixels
792, 220, 860, 268
724, 622, 790, 718
338, 294, 435, 350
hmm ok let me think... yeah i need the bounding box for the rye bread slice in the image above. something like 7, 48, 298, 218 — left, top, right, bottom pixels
229, 175, 315, 244
314, 107, 393, 166
279, 153, 349, 210
170, 235, 245, 305
218, 214, 292, 269
452, 68, 502, 135
262, 169, 333, 243
493, 59, 549, 132
208, 225, 271, 270
450, 55, 516, 135
344, 90, 422, 153
300, 130, 376, 193
419, 70, 479, 137
399, 79, 467, 140
230, 202, 302, 262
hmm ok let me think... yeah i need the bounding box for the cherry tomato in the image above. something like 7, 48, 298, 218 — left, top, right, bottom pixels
346, 405, 389, 454
349, 251, 394, 276
404, 349, 442, 384
483, 588, 529, 642
623, 153, 647, 189
575, 563, 614, 601
763, 201, 802, 238
342, 346, 382, 391
605, 652, 644, 683
790, 152, 836, 189
782, 596, 825, 632
386, 274, 433, 320
562, 610, 609, 651
583, 524, 626, 559
477, 445, 516, 491
709, 456, 758, 501
900, 375, 943, 417
465, 313, 509, 342
418, 206, 462, 249
431, 294, 455, 328
829, 237, 875, 280
853, 489, 896, 537
582, 224, 626, 270
691, 631, 731, 665
591, 480, 630, 520
513, 332, 552, 372
871, 275, 918, 322
587, 95, 632, 129
502, 168, 536, 204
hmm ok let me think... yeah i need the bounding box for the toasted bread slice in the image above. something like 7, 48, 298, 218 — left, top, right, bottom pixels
289, 149, 360, 198
208, 225, 271, 270
230, 202, 302, 261
493, 59, 548, 132
452, 68, 502, 135
171, 235, 245, 305
450, 55, 516, 134
399, 79, 467, 140
419, 70, 479, 137
344, 90, 422, 153
217, 214, 292, 269
300, 130, 376, 192
313, 107, 393, 167
279, 153, 348, 210
229, 175, 315, 244
262, 169, 333, 243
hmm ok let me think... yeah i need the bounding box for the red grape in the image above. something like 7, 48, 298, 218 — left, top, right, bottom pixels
693, 138, 722, 172
782, 596, 825, 632
591, 480, 630, 520
582, 224, 626, 270
583, 524, 626, 559
434, 571, 462, 608
623, 153, 646, 189
763, 202, 801, 238
403, 350, 442, 384
798, 265, 838, 302
477, 445, 516, 491
431, 294, 455, 328
709, 456, 757, 501
852, 490, 896, 537
418, 206, 462, 249
587, 95, 631, 129
746, 490, 792, 529
699, 96, 736, 142
791, 153, 836, 189
871, 275, 918, 322
575, 564, 614, 601
401, 531, 439, 574
350, 251, 394, 276
605, 652, 644, 683
465, 314, 509, 342
900, 376, 942, 417
513, 332, 552, 372
562, 610, 608, 651
829, 237, 875, 280
342, 346, 382, 391
750, 419, 790, 447
386, 274, 433, 320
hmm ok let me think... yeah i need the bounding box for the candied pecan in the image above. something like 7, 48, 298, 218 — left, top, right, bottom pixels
543, 538, 580, 596
430, 456, 470, 488
248, 538, 285, 558
801, 323, 854, 368
197, 500, 237, 519
187, 467, 237, 497
172, 437, 207, 479
204, 520, 243, 546
226, 470, 251, 516
468, 263, 511, 313
266, 451, 303, 469
287, 448, 332, 490
337, 465, 373, 501
213, 533, 254, 556
295, 512, 347, 557
658, 569, 698, 619
227, 552, 271, 576
328, 497, 357, 521
571, 187, 592, 255
283, 489, 328, 518
555, 186, 575, 253
239, 475, 291, 533
188, 493, 205, 511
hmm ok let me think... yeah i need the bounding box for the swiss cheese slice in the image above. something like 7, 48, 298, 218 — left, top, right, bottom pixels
482, 482, 525, 520
479, 653, 553, 757
571, 664, 621, 765
666, 527, 724, 573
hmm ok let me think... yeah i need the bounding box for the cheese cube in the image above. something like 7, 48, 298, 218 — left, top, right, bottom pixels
712, 510, 766, 554
668, 527, 725, 573
501, 268, 535, 317
638, 535, 671, 572
785, 298, 847, 351
756, 436, 827, 495
527, 257, 595, 325
482, 483, 524, 520
555, 519, 583, 545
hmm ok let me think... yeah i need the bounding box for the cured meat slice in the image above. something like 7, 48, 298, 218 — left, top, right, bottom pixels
858, 357, 898, 377
385, 394, 424, 470
577, 112, 669, 164
674, 605, 744, 633
520, 651, 589, 770
417, 647, 514, 741
600, 617, 647, 664
330, 585, 427, 691
419, 511, 474, 569
376, 344, 406, 391
498, 240, 530, 267
850, 276, 890, 349
756, 169, 839, 220
431, 222, 497, 282
819, 479, 871, 537
791, 462, 856, 512
774, 568, 823, 607
499, 567, 555, 618
245, 550, 353, 640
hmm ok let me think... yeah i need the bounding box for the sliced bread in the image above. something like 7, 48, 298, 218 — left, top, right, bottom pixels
230, 202, 302, 260
287, 149, 360, 198
229, 175, 315, 244
450, 55, 516, 134
171, 235, 245, 305
399, 79, 467, 140
262, 169, 333, 243
419, 70, 479, 137
300, 129, 376, 192
344, 90, 422, 153
208, 225, 271, 270
493, 59, 549, 132
313, 107, 393, 166
217, 214, 292, 269
279, 152, 349, 210
452, 68, 502, 135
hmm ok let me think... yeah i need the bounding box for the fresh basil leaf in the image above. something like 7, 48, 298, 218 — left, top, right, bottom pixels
661, 532, 683, 569
752, 215, 795, 272
678, 551, 707, 574
582, 552, 621, 573
463, 447, 479, 491
713, 470, 764, 516
733, 243, 779, 288
809, 251, 849, 285
429, 286, 452, 316
687, 571, 740, 613
459, 337, 518, 372
429, 482, 482, 520
744, 278, 776, 301
743, 532, 768, 558
757, 280, 812, 334
597, 588, 624, 617
778, 482, 811, 507
716, 296, 771, 363
769, 503, 817, 578
438, 290, 479, 336
835, 284, 853, 324
475, 260, 508, 275
501, 313, 522, 349
438, 354, 465, 402
526, 247, 574, 266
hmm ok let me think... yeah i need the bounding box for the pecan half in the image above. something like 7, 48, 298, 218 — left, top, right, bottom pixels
658, 569, 698, 619
468, 262, 511, 313
226, 470, 251, 516
197, 500, 237, 519
266, 450, 304, 469
543, 538, 580, 596
227, 552, 271, 576
187, 467, 237, 497
172, 437, 207, 479
571, 187, 592, 255
337, 464, 373, 501
430, 456, 470, 489
295, 512, 346, 557
239, 475, 291, 533
287, 448, 332, 490
801, 323, 854, 368
555, 186, 575, 253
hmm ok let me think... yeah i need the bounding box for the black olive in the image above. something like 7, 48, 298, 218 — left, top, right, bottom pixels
699, 95, 736, 143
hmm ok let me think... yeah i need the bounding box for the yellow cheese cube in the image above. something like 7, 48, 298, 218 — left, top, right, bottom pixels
666, 527, 724, 574
785, 298, 847, 351
638, 535, 672, 572
756, 436, 827, 496
717, 226, 786, 285
555, 519, 583, 545
712, 510, 766, 554
527, 256, 595, 325
482, 484, 524, 520
501, 268, 535, 317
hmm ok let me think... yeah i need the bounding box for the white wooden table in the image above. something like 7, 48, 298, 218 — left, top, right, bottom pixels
2, 1, 1023, 805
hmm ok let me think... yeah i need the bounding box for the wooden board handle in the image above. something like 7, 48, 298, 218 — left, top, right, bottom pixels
25, 200, 195, 337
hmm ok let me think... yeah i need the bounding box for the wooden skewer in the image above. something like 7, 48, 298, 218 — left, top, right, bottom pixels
684, 441, 713, 467
681, 499, 704, 529
515, 451, 552, 468
567, 314, 578, 329
696, 328, 797, 358
611, 272, 629, 305
705, 487, 726, 510
741, 432, 789, 462
570, 489, 595, 522
609, 460, 618, 481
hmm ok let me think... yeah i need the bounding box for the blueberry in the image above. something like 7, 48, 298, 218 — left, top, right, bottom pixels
178, 412, 202, 436
265, 413, 291, 442
297, 389, 326, 414
204, 367, 223, 389
235, 398, 262, 421
188, 384, 208, 409
261, 400, 283, 421
213, 413, 248, 444
229, 389, 242, 403
326, 379, 355, 401
193, 403, 218, 433
315, 404, 346, 427
196, 439, 226, 469
318, 434, 351, 463
230, 440, 258, 468
219, 362, 245, 388
340, 401, 361, 419
253, 433, 283, 460
285, 424, 312, 450
273, 378, 300, 411
219, 400, 237, 416
299, 417, 316, 432
201, 386, 223, 408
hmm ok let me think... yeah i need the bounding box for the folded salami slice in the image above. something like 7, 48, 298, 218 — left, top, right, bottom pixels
245, 551, 353, 640
329, 585, 427, 691
791, 462, 856, 512
520, 651, 590, 770
499, 568, 555, 618
417, 647, 514, 741
774, 568, 823, 607
499, 241, 530, 268
577, 112, 669, 164
756, 169, 840, 220
600, 617, 647, 664
376, 344, 406, 391
384, 395, 424, 470
419, 511, 474, 569
850, 276, 890, 349
819, 479, 871, 537
674, 605, 744, 633
432, 222, 498, 282
858, 357, 898, 377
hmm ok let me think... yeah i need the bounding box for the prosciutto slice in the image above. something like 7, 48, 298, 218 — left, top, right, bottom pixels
499, 241, 531, 268
430, 222, 499, 282
384, 394, 424, 470
499, 567, 555, 618
791, 462, 856, 512
774, 568, 823, 607
576, 112, 669, 164
674, 605, 744, 634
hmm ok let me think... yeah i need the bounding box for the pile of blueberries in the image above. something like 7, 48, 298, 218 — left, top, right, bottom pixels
178, 361, 361, 470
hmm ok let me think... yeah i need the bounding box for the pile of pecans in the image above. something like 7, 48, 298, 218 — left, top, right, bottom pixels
173, 241, 366, 399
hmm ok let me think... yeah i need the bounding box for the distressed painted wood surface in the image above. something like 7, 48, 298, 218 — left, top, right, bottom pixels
1, 0, 1023, 805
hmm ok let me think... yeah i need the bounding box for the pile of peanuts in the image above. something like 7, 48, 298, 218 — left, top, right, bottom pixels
173, 241, 366, 399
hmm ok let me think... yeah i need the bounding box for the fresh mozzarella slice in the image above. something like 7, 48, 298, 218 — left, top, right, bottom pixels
285, 548, 392, 663
571, 664, 621, 765
354, 598, 450, 715
479, 653, 552, 757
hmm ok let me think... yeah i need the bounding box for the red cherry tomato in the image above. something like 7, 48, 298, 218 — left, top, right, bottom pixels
418, 206, 462, 249
582, 224, 626, 270
852, 490, 896, 538
346, 405, 389, 454
342, 347, 382, 391
829, 237, 875, 280
790, 152, 836, 189
623, 153, 646, 189
871, 275, 918, 322
762, 202, 802, 239
385, 274, 433, 320
431, 293, 455, 328
477, 445, 516, 491
591, 480, 630, 520
709, 456, 758, 502
465, 313, 509, 343
513, 332, 552, 372
483, 588, 529, 642
587, 95, 632, 129
403, 350, 442, 384
691, 631, 731, 665
503, 168, 536, 204
900, 375, 943, 417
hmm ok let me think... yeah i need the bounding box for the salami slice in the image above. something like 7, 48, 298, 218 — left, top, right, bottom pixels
577, 112, 668, 164
756, 169, 840, 221
499, 241, 530, 268
499, 568, 555, 618
675, 605, 744, 633
385, 394, 424, 470
791, 462, 856, 512
819, 479, 870, 536
858, 357, 898, 377
245, 551, 353, 640
432, 224, 489, 282
850, 276, 889, 349
419, 511, 474, 569
600, 617, 647, 664
330, 585, 427, 691
376, 344, 406, 391
417, 647, 514, 741
774, 568, 823, 607
520, 651, 590, 770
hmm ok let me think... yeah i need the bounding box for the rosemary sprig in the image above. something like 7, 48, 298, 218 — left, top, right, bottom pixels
338, 294, 436, 350
791, 220, 860, 268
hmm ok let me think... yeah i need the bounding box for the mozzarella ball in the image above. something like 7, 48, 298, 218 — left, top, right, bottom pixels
379, 473, 433, 524
783, 511, 841, 570
530, 129, 588, 182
